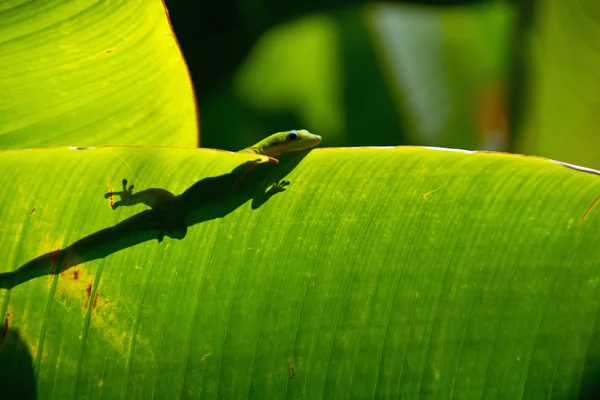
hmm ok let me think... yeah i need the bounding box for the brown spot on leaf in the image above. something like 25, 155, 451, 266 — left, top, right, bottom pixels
71, 268, 80, 281
286, 355, 296, 380
287, 366, 296, 380
106, 180, 114, 208
84, 282, 92, 309
29, 207, 35, 214
93, 289, 100, 309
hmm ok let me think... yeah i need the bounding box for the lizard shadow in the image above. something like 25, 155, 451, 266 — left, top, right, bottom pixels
0, 152, 311, 290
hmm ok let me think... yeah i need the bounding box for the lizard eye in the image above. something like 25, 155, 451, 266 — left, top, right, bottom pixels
288, 130, 298, 140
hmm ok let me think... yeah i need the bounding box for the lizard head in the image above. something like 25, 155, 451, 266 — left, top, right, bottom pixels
259, 129, 322, 157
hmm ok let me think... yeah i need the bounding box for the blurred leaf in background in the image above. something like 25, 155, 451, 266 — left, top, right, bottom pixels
368, 1, 513, 149
514, 0, 600, 169
169, 0, 600, 170
0, 0, 197, 149
168, 0, 514, 151
233, 14, 346, 144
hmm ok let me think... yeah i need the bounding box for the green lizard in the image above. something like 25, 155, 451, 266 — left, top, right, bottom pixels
238, 129, 322, 161
0, 130, 323, 287
105, 130, 321, 241
108, 128, 321, 207
232, 129, 321, 187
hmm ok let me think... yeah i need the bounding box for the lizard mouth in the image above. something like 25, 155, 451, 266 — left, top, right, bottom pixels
297, 134, 321, 151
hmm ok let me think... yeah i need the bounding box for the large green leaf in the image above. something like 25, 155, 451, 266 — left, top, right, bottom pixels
0, 0, 197, 149
1, 146, 599, 398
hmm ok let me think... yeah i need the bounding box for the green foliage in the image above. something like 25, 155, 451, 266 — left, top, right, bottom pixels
515, 0, 600, 169
0, 0, 197, 149
202, 2, 514, 152
1, 1, 599, 398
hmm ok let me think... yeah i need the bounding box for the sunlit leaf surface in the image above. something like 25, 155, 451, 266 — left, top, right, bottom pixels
1, 145, 599, 398
0, 0, 197, 149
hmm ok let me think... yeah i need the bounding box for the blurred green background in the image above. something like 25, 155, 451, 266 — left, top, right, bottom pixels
165, 0, 600, 169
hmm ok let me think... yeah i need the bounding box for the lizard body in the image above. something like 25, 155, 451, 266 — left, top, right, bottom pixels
239, 129, 321, 160
106, 129, 321, 213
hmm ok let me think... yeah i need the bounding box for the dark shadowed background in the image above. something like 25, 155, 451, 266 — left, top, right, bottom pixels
164, 0, 600, 170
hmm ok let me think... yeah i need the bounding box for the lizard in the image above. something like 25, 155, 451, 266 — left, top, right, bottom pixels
237, 129, 322, 160
233, 129, 321, 186
104, 129, 321, 241
0, 131, 323, 287
107, 129, 322, 208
